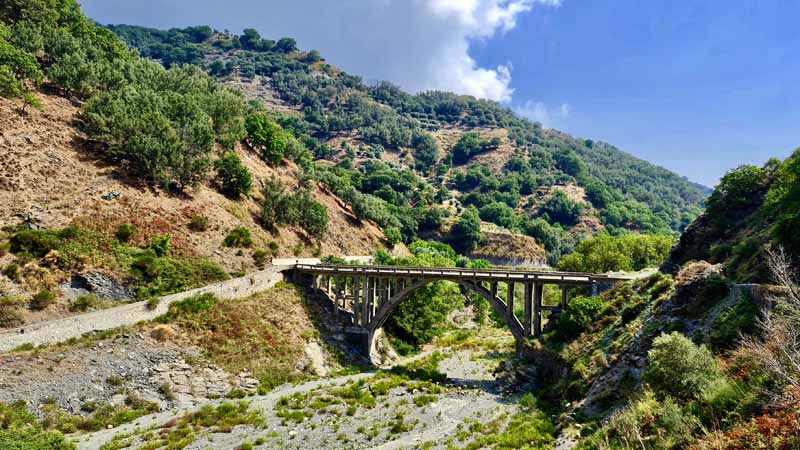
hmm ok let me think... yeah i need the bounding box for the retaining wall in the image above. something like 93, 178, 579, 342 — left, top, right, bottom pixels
0, 266, 290, 353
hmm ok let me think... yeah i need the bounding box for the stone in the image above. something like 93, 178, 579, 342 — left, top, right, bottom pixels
101, 191, 121, 201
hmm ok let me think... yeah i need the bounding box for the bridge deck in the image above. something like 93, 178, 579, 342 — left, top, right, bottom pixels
295, 264, 627, 284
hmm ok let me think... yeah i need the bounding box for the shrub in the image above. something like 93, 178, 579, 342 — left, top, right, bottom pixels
2, 263, 20, 281
115, 223, 137, 242
160, 293, 218, 321
708, 297, 759, 350
579, 390, 699, 450
145, 296, 160, 311
149, 234, 171, 257
252, 249, 269, 269
557, 296, 604, 337
557, 233, 675, 273
644, 332, 722, 400
0, 306, 23, 328
214, 151, 253, 198
224, 227, 253, 248
29, 289, 56, 311
69, 294, 98, 312
188, 214, 209, 232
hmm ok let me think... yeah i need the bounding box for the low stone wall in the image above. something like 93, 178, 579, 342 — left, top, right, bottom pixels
0, 267, 290, 353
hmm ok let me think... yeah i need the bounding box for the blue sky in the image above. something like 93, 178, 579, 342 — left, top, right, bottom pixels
80, 0, 800, 187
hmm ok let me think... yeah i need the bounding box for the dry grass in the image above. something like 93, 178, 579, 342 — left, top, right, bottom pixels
161, 283, 328, 388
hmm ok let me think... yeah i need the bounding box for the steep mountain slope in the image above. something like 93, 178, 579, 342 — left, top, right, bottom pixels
108, 25, 708, 258
663, 151, 800, 282
0, 92, 386, 327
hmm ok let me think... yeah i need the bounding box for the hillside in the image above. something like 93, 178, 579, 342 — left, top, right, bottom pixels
107, 24, 708, 260
0, 92, 385, 327
662, 151, 800, 282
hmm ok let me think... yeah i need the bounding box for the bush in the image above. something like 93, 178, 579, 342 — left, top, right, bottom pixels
253, 249, 269, 268
214, 151, 252, 198
2, 263, 20, 281
69, 294, 98, 312
223, 227, 253, 248
149, 234, 171, 257
540, 190, 584, 226
557, 296, 603, 337
29, 289, 56, 311
708, 297, 759, 350
115, 223, 137, 242
579, 390, 699, 450
644, 332, 722, 400
159, 293, 218, 321
188, 214, 209, 232
450, 206, 481, 254
0, 306, 23, 328
0, 400, 74, 448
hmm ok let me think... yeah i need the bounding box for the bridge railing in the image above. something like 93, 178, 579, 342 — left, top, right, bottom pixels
294, 263, 627, 284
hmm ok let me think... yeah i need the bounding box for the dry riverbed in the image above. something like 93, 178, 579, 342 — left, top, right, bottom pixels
71, 329, 538, 450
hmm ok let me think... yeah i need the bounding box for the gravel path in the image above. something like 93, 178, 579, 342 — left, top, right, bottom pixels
0, 268, 286, 353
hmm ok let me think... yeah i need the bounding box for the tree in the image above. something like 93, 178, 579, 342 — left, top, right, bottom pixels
240, 28, 261, 50
540, 190, 585, 226
245, 114, 288, 166
214, 152, 252, 198
451, 206, 482, 253
557, 233, 675, 273
275, 37, 297, 53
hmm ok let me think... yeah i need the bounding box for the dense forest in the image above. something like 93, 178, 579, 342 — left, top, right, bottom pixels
105, 24, 708, 262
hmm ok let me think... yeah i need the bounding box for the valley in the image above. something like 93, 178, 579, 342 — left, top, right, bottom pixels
2, 1, 800, 449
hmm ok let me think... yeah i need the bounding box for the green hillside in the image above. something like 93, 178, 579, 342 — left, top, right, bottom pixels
663, 150, 800, 282
107, 24, 707, 259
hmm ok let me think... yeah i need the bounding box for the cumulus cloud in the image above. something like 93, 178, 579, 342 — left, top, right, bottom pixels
515, 100, 570, 128
80, 0, 561, 102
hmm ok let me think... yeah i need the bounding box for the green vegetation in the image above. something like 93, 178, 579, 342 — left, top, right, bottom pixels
556, 296, 604, 337
115, 224, 137, 243
259, 179, 328, 238
376, 241, 468, 352
214, 151, 253, 198
0, 401, 74, 450
102, 22, 706, 265
99, 401, 264, 450
223, 226, 253, 248
557, 233, 675, 273
188, 214, 209, 232
41, 395, 159, 433
451, 132, 500, 164
29, 289, 55, 311
8, 226, 227, 299
644, 332, 722, 401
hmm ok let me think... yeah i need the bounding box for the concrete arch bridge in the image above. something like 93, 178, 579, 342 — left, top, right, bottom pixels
293, 264, 627, 361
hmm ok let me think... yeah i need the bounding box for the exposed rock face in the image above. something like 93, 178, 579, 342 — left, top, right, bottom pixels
62, 272, 134, 301
295, 340, 330, 377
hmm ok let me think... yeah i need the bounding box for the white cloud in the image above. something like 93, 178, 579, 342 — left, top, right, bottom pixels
516, 100, 570, 128
81, 0, 562, 103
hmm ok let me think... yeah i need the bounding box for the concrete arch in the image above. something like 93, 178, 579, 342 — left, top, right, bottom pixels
368, 278, 525, 341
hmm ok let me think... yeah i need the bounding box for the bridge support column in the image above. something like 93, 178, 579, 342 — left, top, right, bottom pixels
534, 282, 544, 337
523, 282, 533, 336
561, 285, 569, 309
507, 281, 515, 321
